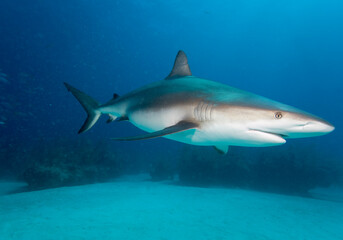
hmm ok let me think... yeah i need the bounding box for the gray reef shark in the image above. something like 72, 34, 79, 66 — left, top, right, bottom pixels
64, 50, 334, 154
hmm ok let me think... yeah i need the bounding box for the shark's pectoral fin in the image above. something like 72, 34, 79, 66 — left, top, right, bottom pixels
213, 145, 229, 154
111, 121, 198, 141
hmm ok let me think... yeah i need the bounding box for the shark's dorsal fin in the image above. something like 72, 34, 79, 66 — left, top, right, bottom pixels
111, 120, 198, 141
165, 50, 192, 80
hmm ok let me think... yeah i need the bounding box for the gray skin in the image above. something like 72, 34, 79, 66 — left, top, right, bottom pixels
64, 51, 334, 154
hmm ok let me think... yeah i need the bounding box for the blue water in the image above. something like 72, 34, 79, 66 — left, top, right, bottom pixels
0, 0, 342, 145
0, 0, 343, 238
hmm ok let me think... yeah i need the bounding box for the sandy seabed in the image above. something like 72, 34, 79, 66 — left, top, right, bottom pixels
0, 175, 342, 240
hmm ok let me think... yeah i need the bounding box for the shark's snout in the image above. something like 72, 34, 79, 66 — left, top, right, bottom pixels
248, 112, 334, 140
281, 117, 335, 139
302, 120, 335, 135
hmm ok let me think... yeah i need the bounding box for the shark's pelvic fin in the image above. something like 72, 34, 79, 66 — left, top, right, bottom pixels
213, 145, 229, 154
111, 120, 198, 141
165, 50, 192, 79
64, 82, 101, 134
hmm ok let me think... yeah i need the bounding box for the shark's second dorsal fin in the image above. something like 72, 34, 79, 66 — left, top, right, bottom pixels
165, 50, 192, 80
113, 93, 119, 100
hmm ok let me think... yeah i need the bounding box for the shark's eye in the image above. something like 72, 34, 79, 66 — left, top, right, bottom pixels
275, 112, 283, 119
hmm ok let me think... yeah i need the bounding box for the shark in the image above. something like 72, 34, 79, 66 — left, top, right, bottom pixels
64, 50, 334, 154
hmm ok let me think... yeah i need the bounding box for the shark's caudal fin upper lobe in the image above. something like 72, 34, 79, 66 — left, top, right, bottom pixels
64, 82, 101, 134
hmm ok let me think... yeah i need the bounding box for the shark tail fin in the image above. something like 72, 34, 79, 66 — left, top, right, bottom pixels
64, 82, 101, 134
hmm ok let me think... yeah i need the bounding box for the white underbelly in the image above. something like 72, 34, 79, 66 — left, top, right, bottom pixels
167, 122, 285, 147
129, 108, 190, 133
129, 110, 285, 147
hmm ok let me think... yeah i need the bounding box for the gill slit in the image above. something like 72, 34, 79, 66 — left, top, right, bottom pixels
194, 101, 213, 122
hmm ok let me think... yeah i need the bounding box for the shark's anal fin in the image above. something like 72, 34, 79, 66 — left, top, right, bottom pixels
106, 114, 117, 123
106, 115, 128, 124
111, 121, 198, 141
213, 145, 229, 154
165, 50, 192, 79
117, 116, 129, 121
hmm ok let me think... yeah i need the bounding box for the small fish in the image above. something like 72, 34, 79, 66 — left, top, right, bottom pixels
0, 70, 8, 83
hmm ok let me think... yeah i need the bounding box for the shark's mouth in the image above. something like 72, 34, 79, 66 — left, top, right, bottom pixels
253, 129, 288, 138
248, 129, 288, 144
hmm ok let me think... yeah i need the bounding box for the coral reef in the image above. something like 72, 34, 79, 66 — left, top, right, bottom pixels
149, 157, 175, 181
19, 139, 121, 190
0, 136, 341, 196
177, 143, 341, 195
